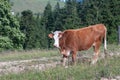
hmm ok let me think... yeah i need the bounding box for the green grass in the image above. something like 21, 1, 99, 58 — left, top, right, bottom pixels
0, 44, 119, 80
10, 0, 64, 14
0, 44, 120, 61
0, 56, 119, 80
0, 49, 60, 61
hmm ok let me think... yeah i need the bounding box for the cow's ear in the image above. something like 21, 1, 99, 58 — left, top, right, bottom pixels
58, 32, 63, 38
48, 33, 54, 38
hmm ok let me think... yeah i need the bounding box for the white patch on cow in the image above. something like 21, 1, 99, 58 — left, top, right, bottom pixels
61, 49, 71, 56
53, 31, 62, 48
93, 42, 95, 46
104, 27, 107, 50
104, 38, 107, 50
66, 50, 71, 56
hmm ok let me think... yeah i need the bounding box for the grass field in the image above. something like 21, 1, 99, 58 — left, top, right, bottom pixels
0, 44, 119, 80
0, 49, 61, 61
1, 57, 120, 80
10, 0, 64, 14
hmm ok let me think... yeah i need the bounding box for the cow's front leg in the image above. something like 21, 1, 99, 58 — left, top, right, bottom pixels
61, 49, 71, 67
62, 55, 67, 67
72, 51, 77, 65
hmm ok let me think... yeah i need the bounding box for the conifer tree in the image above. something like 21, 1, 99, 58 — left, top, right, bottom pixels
35, 14, 48, 48
64, 0, 81, 29
20, 10, 36, 49
41, 2, 54, 48
53, 2, 63, 31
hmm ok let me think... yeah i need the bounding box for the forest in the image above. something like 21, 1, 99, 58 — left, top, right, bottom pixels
0, 0, 120, 51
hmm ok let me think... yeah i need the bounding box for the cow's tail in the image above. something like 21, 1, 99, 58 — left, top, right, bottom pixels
104, 26, 107, 57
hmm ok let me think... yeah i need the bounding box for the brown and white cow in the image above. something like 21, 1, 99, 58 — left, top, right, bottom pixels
48, 24, 107, 66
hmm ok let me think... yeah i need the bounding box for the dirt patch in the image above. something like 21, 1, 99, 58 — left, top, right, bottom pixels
101, 76, 120, 80
0, 57, 61, 75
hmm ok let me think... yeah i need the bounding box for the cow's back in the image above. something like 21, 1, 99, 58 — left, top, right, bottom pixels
59, 24, 106, 51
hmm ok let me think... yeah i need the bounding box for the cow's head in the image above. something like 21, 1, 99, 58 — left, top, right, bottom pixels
48, 31, 63, 48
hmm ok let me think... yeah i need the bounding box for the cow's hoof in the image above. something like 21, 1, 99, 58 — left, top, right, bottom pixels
61, 59, 63, 62
91, 60, 96, 65
65, 66, 68, 68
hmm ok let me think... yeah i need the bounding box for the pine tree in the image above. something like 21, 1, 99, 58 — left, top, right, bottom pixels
108, 0, 120, 43
53, 2, 63, 31
35, 13, 48, 48
41, 2, 54, 48
20, 10, 37, 49
64, 0, 81, 29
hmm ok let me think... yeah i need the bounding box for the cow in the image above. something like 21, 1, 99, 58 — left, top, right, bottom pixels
48, 24, 107, 66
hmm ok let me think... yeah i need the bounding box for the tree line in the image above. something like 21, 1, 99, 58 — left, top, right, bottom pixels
0, 0, 120, 51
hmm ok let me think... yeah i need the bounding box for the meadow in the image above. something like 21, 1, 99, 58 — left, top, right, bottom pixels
0, 44, 119, 80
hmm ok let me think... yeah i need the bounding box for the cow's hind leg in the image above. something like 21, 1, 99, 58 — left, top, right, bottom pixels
72, 51, 77, 65
91, 41, 101, 64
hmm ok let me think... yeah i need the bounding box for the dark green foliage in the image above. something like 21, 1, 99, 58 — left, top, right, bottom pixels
63, 0, 81, 29
41, 2, 54, 48
53, 0, 82, 30
0, 0, 25, 50
35, 14, 48, 48
20, 10, 46, 49
20, 10, 35, 49
53, 2, 63, 30
1, 0, 120, 50
0, 36, 13, 50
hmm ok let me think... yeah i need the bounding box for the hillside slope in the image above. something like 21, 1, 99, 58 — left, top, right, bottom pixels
10, 0, 64, 14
